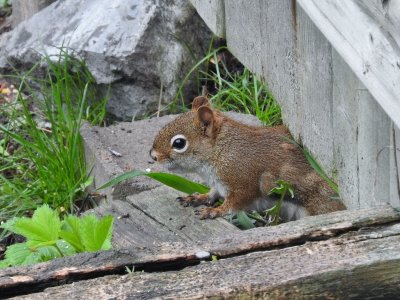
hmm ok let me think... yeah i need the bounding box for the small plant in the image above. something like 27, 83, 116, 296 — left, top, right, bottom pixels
0, 204, 114, 268
266, 180, 295, 225
0, 49, 108, 230
173, 47, 281, 126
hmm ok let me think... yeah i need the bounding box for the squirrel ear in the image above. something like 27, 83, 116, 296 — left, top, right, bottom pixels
197, 106, 214, 127
192, 96, 210, 111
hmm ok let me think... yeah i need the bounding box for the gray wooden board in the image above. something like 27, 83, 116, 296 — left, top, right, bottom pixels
390, 124, 400, 206
296, 5, 335, 174
90, 185, 238, 248
189, 0, 225, 37
332, 49, 363, 209
225, 0, 300, 138
332, 49, 397, 209
297, 0, 400, 129
1, 205, 398, 298
357, 90, 391, 206
14, 207, 400, 299
125, 186, 238, 243
90, 199, 184, 249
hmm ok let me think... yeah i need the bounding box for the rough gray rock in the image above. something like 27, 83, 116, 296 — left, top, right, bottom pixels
0, 0, 211, 119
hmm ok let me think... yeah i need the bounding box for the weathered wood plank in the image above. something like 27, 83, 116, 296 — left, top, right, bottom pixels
90, 185, 238, 248
297, 0, 400, 129
332, 50, 363, 209
332, 49, 394, 209
126, 186, 238, 243
189, 0, 225, 37
0, 205, 398, 298
296, 5, 335, 174
225, 0, 299, 136
357, 89, 391, 206
390, 123, 400, 206
357, 0, 400, 46
206, 204, 399, 257
16, 216, 400, 299
91, 199, 184, 248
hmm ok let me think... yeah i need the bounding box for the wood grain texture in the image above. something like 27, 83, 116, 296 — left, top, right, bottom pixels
297, 0, 400, 129
89, 185, 238, 249
357, 90, 391, 206
225, 0, 299, 137
332, 50, 396, 209
13, 207, 400, 299
189, 0, 225, 37
296, 5, 335, 174
126, 186, 238, 243
390, 123, 400, 206
332, 50, 363, 209
1, 205, 398, 298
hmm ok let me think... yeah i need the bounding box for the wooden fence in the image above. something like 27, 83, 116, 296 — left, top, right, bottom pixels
190, 0, 400, 210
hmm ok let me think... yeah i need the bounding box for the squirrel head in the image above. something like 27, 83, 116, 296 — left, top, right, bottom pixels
150, 96, 223, 170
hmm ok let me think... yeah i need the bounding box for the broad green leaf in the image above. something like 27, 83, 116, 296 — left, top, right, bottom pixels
27, 241, 62, 261
8, 205, 61, 242
79, 214, 114, 251
97, 170, 210, 195
60, 215, 85, 252
56, 240, 76, 257
235, 211, 255, 229
3, 242, 44, 266
0, 259, 11, 268
3, 243, 32, 266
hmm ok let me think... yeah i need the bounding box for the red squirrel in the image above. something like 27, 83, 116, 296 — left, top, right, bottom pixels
150, 96, 345, 220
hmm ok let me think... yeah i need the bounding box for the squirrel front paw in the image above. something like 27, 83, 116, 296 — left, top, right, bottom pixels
195, 207, 227, 219
176, 193, 211, 207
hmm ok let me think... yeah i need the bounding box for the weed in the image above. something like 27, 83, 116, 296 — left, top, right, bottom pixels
0, 49, 107, 231
173, 47, 281, 126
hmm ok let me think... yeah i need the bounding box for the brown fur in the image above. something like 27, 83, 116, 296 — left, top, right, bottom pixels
150, 97, 346, 219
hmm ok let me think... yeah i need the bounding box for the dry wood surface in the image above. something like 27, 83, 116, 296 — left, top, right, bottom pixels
0, 205, 398, 299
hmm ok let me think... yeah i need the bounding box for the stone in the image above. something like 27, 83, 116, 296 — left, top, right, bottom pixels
0, 0, 211, 119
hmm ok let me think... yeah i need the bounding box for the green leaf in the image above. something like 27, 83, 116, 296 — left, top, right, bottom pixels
60, 215, 85, 252
2, 205, 61, 243
3, 243, 32, 266
26, 241, 62, 261
268, 180, 294, 198
235, 211, 255, 229
79, 214, 114, 251
97, 170, 210, 195
55, 240, 76, 257
3, 242, 44, 266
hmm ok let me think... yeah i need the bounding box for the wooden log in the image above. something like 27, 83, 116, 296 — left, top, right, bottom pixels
14, 210, 400, 299
0, 205, 398, 298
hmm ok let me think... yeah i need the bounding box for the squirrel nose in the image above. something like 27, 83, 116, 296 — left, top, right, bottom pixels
149, 149, 157, 161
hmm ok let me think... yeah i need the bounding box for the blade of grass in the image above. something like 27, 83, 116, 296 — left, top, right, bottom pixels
97, 170, 210, 195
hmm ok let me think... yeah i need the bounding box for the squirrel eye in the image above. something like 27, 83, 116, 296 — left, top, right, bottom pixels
170, 134, 188, 153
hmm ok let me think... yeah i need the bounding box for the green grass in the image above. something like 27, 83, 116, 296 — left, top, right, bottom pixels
0, 49, 107, 232
173, 48, 282, 126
